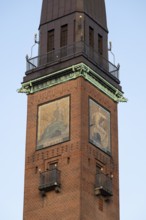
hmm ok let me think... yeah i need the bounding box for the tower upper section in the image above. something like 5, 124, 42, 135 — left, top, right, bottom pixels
23, 0, 123, 93
38, 0, 108, 58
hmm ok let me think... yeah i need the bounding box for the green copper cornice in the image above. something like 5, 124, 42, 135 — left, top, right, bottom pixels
18, 63, 127, 103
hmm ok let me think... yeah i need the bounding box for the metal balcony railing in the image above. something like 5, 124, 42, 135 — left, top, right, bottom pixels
39, 168, 61, 192
26, 41, 119, 79
95, 173, 113, 197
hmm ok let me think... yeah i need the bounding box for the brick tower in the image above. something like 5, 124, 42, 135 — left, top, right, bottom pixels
19, 0, 126, 219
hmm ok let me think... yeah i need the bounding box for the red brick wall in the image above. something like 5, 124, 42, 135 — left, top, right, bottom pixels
23, 77, 119, 220
80, 79, 119, 220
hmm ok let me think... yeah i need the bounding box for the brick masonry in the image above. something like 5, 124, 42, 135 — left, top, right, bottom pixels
23, 77, 119, 220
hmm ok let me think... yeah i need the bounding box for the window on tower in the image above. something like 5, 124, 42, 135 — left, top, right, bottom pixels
95, 164, 113, 197
47, 29, 55, 52
60, 24, 68, 47
39, 162, 61, 195
60, 24, 68, 57
98, 34, 103, 55
89, 26, 94, 48
47, 29, 55, 62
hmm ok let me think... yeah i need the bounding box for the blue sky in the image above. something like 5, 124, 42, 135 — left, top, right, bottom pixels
0, 1, 146, 219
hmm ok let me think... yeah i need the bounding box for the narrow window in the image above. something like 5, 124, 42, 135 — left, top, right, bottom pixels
60, 24, 68, 47
47, 29, 54, 52
73, 20, 76, 42
89, 26, 94, 48
98, 34, 103, 55
96, 164, 103, 174
47, 29, 54, 62
48, 162, 58, 170
48, 162, 58, 185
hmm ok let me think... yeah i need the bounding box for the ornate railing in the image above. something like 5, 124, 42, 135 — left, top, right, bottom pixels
95, 173, 113, 197
39, 168, 61, 192
26, 41, 119, 79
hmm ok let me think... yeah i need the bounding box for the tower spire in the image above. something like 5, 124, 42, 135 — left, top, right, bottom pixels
40, 0, 107, 30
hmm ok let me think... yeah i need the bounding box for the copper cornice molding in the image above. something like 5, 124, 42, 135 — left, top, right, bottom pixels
18, 63, 127, 103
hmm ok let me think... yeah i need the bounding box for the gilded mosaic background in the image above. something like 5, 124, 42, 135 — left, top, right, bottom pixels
37, 96, 69, 149
89, 99, 111, 153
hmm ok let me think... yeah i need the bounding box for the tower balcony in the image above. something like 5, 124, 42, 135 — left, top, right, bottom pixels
39, 168, 61, 193
26, 41, 119, 79
95, 173, 113, 197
